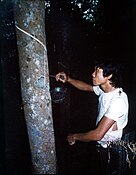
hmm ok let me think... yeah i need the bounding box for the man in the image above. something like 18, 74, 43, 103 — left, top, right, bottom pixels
55, 61, 129, 174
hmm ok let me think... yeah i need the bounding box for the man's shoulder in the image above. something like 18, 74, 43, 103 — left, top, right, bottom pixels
93, 86, 103, 95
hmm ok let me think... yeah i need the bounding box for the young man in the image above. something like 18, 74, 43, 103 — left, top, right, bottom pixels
55, 61, 129, 174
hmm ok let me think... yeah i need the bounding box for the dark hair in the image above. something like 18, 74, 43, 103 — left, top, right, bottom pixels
95, 61, 124, 88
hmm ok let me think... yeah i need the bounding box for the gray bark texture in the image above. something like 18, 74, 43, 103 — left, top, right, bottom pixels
14, 1, 57, 174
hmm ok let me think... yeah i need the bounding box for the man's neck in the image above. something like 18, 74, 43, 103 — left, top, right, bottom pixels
100, 84, 117, 93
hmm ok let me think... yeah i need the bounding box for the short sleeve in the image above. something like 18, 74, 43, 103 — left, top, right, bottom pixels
93, 86, 103, 96
105, 98, 126, 122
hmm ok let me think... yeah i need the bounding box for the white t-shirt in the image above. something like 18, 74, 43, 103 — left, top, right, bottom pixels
93, 86, 129, 148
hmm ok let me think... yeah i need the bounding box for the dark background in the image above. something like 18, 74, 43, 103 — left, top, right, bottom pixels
0, 0, 136, 174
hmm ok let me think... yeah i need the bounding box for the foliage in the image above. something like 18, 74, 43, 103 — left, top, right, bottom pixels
70, 0, 101, 23
106, 132, 136, 173
45, 0, 103, 28
110, 138, 136, 169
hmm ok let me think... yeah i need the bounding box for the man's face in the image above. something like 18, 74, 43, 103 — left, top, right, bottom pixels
92, 67, 109, 86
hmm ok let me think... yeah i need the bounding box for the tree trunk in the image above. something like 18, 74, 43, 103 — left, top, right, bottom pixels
14, 1, 56, 174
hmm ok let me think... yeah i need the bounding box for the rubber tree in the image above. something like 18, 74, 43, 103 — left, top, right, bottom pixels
13, 0, 57, 174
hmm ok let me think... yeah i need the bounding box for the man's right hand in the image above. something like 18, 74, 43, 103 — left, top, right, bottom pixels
55, 72, 69, 83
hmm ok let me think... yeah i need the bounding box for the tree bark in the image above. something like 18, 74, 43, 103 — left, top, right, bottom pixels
14, 1, 56, 174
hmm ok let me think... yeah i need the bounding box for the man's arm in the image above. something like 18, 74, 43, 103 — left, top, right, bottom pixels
56, 72, 93, 91
67, 116, 115, 145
